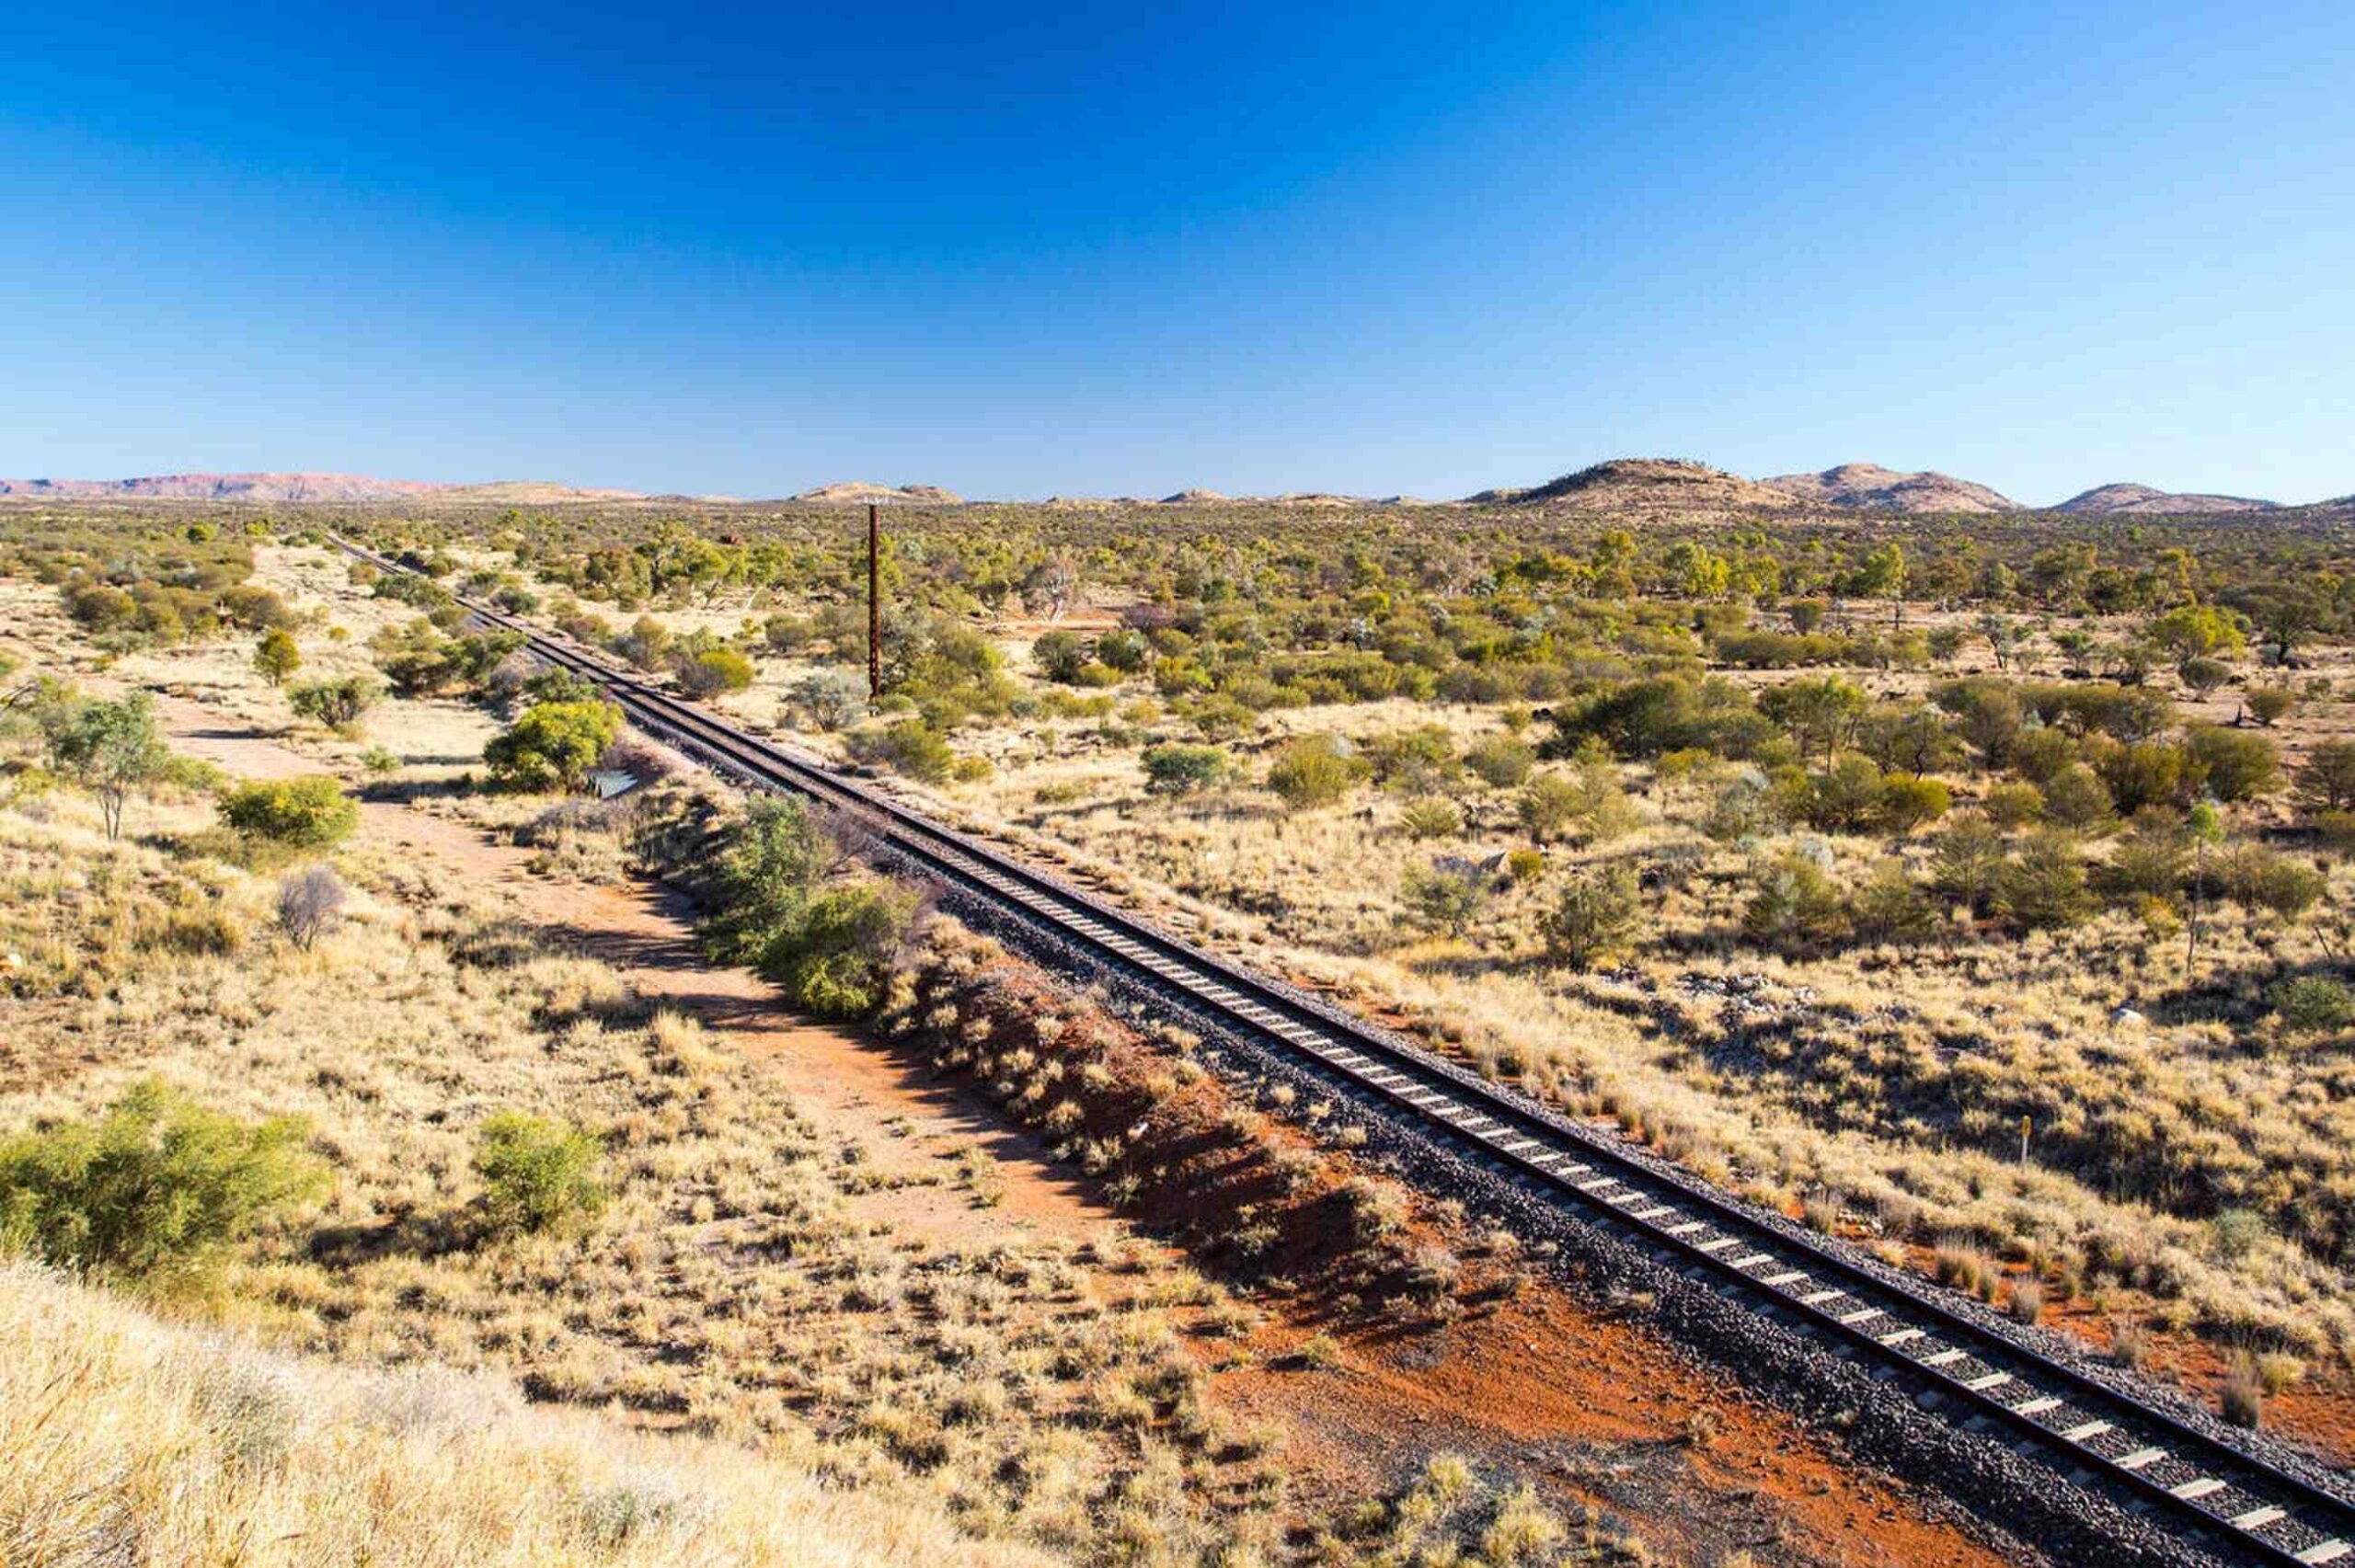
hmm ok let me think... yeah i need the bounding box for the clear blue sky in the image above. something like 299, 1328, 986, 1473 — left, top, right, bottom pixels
4, 1, 2350, 504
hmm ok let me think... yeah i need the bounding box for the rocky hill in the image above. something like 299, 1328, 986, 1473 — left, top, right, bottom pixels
1481, 459, 1798, 512
787, 482, 962, 506
2052, 482, 2279, 516
1762, 463, 2019, 513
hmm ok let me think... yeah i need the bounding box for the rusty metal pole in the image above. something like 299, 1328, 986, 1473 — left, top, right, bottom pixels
867, 502, 882, 704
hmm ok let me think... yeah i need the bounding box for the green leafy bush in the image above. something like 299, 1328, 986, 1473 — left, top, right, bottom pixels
484, 700, 624, 792
217, 775, 358, 848
252, 628, 302, 686
288, 675, 379, 733
676, 647, 756, 697
2187, 727, 2281, 803
1464, 734, 1535, 788
1267, 735, 1370, 808
706, 798, 917, 1018
1743, 851, 1850, 956
1141, 743, 1234, 795
0, 1081, 325, 1283
2272, 975, 2355, 1034
473, 1111, 607, 1236
847, 717, 959, 784
1995, 831, 2095, 930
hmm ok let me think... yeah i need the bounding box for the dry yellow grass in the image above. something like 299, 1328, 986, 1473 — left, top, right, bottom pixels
0, 1259, 1057, 1568
0, 784, 1292, 1566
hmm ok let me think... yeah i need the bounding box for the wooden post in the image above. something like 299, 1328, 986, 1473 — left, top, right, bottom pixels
867, 503, 882, 704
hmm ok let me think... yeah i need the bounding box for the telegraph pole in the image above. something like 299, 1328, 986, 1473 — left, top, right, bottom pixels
867, 502, 882, 704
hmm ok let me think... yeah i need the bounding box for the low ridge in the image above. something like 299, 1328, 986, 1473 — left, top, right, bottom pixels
787, 481, 962, 505
2052, 482, 2280, 516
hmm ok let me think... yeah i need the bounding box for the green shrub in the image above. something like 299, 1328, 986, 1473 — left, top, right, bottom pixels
1850, 861, 1938, 944
217, 775, 358, 848
847, 717, 959, 784
2273, 975, 2355, 1034
1366, 727, 1459, 794
1995, 831, 2095, 930
1398, 799, 1463, 840
1141, 743, 1234, 795
1267, 735, 1370, 808
1539, 864, 1645, 969
1876, 772, 1951, 832
2246, 686, 2297, 726
484, 700, 624, 792
1460, 729, 1535, 781
704, 797, 917, 1019
2187, 727, 2280, 803
2039, 763, 2113, 830
288, 675, 379, 733
2216, 843, 2325, 920
676, 647, 755, 697
1033, 631, 1090, 683
2299, 740, 2355, 813
1397, 861, 1488, 935
0, 1081, 324, 1283
474, 1111, 607, 1236
763, 882, 920, 1017
1742, 851, 1850, 956
1981, 781, 2044, 829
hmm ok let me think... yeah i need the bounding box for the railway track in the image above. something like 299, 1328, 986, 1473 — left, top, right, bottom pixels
347, 537, 2354, 1566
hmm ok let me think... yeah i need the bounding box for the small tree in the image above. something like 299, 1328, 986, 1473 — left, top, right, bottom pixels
288, 675, 379, 734
2300, 740, 2355, 814
1539, 864, 1645, 969
47, 692, 170, 840
277, 864, 348, 949
252, 628, 302, 687
2188, 727, 2280, 803
483, 700, 624, 792
218, 776, 359, 848
2246, 686, 2297, 727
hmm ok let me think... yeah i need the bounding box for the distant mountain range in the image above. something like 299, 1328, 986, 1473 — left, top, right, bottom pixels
0, 465, 2338, 515
0, 473, 649, 503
